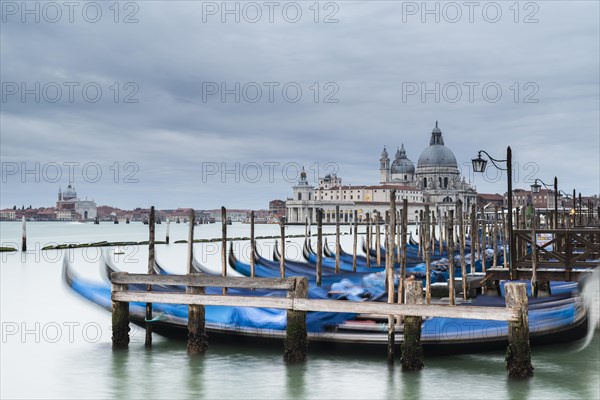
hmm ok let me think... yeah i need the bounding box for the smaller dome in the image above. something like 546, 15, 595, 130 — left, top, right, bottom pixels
62, 184, 77, 199
391, 144, 415, 174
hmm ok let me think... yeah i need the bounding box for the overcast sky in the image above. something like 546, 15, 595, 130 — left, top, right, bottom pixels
1, 1, 598, 210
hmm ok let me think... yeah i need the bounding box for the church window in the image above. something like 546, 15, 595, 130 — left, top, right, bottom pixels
298, 193, 302, 200
424, 178, 427, 188
444, 177, 448, 188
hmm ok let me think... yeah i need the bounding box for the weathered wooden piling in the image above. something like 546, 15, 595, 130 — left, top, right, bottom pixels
352, 210, 358, 272
111, 279, 130, 348
470, 205, 476, 274
400, 199, 408, 303
186, 209, 208, 354
165, 219, 170, 244
424, 205, 431, 304
447, 211, 455, 306
457, 201, 467, 301
145, 206, 155, 347
387, 190, 397, 363
480, 206, 487, 276
505, 282, 534, 378
493, 206, 499, 268
365, 212, 371, 268
250, 211, 255, 278
284, 277, 308, 362
280, 219, 286, 278
316, 208, 323, 287
335, 205, 341, 273
531, 215, 538, 298
21, 216, 27, 252
400, 280, 424, 371
376, 211, 382, 267
221, 206, 227, 294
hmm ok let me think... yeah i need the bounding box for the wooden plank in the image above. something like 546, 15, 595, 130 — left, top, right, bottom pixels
111, 272, 296, 290
113, 290, 518, 321
293, 299, 517, 321
113, 291, 294, 309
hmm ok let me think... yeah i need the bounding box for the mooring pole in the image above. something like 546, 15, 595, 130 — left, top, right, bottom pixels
387, 190, 397, 363
221, 206, 227, 295
165, 218, 170, 244
447, 211, 456, 305
352, 210, 358, 272
21, 216, 27, 252
399, 199, 408, 304
335, 205, 341, 274
376, 210, 381, 267
145, 206, 155, 347
470, 204, 476, 274
401, 280, 424, 371
250, 211, 256, 278
457, 201, 467, 300
187, 209, 207, 354
112, 279, 129, 348
365, 212, 371, 268
284, 277, 308, 362
280, 218, 286, 278
425, 205, 431, 304
505, 282, 534, 378
316, 208, 323, 287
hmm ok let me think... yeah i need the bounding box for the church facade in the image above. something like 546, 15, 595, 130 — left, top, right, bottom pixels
285, 122, 477, 224
56, 184, 97, 220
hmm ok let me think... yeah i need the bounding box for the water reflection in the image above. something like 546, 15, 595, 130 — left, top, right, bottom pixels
285, 361, 306, 398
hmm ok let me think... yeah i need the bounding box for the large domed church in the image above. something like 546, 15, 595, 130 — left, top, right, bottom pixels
285, 122, 477, 224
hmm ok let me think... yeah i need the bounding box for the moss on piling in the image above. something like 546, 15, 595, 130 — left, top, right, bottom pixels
400, 316, 424, 371
284, 311, 307, 362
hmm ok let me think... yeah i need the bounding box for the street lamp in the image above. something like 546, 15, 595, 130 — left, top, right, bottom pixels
472, 146, 515, 279
530, 177, 558, 229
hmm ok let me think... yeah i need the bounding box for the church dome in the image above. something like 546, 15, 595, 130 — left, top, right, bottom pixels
417, 122, 458, 168
63, 184, 77, 199
391, 144, 415, 174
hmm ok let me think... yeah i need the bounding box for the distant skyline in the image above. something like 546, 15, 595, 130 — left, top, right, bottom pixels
2, 1, 599, 210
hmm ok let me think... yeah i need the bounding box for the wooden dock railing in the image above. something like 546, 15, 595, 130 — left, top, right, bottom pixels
111, 273, 532, 377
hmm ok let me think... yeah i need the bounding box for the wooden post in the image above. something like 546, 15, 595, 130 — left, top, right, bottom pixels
470, 204, 476, 274
457, 201, 467, 301
165, 219, 170, 244
424, 204, 431, 304
505, 283, 534, 378
401, 280, 424, 371
502, 208, 508, 269
21, 216, 26, 252
448, 211, 455, 305
417, 211, 423, 261
187, 209, 208, 353
431, 214, 436, 256
480, 206, 487, 276
111, 281, 129, 348
531, 215, 538, 298
145, 206, 155, 347
221, 207, 227, 294
493, 206, 499, 268
376, 211, 381, 267
387, 191, 397, 363
352, 210, 358, 272
280, 219, 286, 278
250, 211, 255, 278
284, 277, 308, 362
396, 210, 402, 265
335, 205, 341, 273
365, 212, 371, 268
399, 199, 408, 304
316, 209, 323, 287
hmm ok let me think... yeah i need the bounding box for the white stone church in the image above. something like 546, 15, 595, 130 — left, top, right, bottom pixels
285, 122, 477, 224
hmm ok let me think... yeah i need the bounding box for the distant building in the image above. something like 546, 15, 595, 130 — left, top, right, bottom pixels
285, 122, 477, 223
0, 209, 16, 220
269, 200, 286, 218
56, 185, 97, 220
477, 193, 504, 208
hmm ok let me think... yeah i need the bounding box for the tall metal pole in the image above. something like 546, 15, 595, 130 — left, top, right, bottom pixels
507, 146, 515, 280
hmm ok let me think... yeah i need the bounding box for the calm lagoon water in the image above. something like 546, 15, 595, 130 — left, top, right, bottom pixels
1, 221, 598, 399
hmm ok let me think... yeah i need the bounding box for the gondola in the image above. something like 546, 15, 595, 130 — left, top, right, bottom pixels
64, 254, 589, 353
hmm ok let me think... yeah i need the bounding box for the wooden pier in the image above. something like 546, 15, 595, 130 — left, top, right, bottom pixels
110, 271, 532, 376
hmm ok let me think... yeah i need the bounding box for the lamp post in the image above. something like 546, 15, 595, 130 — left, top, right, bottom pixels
530, 176, 558, 229
472, 146, 514, 279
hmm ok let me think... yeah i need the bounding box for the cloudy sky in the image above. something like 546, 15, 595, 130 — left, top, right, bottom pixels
1, 1, 598, 210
